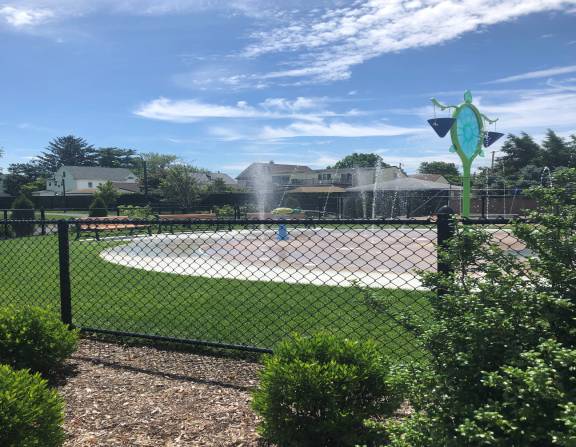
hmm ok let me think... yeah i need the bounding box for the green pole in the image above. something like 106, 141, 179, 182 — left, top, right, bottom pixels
462, 162, 471, 218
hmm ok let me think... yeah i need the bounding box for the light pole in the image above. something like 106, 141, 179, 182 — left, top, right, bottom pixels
61, 171, 67, 211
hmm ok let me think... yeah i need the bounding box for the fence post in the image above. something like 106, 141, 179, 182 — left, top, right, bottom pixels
3, 210, 8, 238
57, 221, 73, 327
436, 205, 455, 297
40, 208, 46, 235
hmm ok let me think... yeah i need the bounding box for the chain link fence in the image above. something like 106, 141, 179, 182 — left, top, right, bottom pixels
0, 215, 528, 361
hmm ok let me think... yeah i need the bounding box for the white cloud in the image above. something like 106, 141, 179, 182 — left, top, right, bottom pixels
259, 121, 425, 139
486, 65, 576, 84
0, 5, 54, 27
134, 96, 358, 123
480, 90, 576, 130
244, 0, 576, 83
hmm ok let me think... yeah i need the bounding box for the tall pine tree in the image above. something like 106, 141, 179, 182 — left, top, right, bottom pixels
541, 129, 574, 169
37, 135, 97, 173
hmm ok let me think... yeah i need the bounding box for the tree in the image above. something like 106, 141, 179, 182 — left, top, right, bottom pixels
95, 147, 137, 168
329, 153, 390, 169
160, 164, 201, 209
94, 181, 119, 208
89, 196, 108, 217
417, 161, 461, 184
37, 136, 97, 173
4, 161, 46, 196
497, 133, 543, 174
541, 129, 574, 169
137, 152, 178, 192
205, 178, 233, 193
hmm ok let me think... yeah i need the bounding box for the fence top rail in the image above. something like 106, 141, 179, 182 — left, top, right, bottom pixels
2, 217, 437, 226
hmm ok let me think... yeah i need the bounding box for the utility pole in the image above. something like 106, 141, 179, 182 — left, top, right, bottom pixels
142, 157, 149, 202
491, 151, 496, 171
62, 171, 67, 211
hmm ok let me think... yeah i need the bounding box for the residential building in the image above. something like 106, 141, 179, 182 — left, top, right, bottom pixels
236, 162, 312, 190
33, 166, 139, 197
409, 174, 450, 184
191, 172, 238, 189
236, 161, 405, 191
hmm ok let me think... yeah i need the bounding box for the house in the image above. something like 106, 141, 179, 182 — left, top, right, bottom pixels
236, 161, 405, 191
408, 174, 450, 184
33, 166, 139, 197
191, 172, 238, 189
236, 161, 312, 190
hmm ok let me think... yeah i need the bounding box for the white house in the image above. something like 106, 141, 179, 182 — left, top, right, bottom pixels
33, 166, 140, 197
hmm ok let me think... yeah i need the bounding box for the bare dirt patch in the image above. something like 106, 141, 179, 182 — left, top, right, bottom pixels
58, 338, 265, 446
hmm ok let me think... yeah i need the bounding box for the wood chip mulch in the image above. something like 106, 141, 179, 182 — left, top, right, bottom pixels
58, 338, 266, 446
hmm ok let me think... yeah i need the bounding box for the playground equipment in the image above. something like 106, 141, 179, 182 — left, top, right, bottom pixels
271, 207, 302, 241
428, 90, 503, 217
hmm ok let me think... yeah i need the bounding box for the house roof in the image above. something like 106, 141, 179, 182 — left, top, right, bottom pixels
191, 172, 237, 185
347, 177, 462, 192
237, 162, 312, 179
62, 166, 136, 181
409, 174, 449, 183
288, 186, 346, 194
111, 182, 141, 193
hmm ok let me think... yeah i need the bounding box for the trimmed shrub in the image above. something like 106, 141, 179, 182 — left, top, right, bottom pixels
0, 364, 65, 447
89, 196, 108, 217
10, 194, 35, 237
252, 333, 402, 447
0, 306, 78, 376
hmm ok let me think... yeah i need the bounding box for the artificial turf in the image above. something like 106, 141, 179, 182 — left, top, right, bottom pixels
0, 233, 430, 361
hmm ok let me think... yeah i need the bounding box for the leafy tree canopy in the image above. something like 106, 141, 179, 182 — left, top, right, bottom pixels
417, 161, 461, 184
328, 153, 390, 169
160, 164, 202, 209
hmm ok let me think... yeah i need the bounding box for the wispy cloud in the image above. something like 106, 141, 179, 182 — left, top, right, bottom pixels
243, 0, 576, 83
486, 65, 576, 84
134, 96, 358, 123
258, 121, 424, 139
0, 5, 54, 27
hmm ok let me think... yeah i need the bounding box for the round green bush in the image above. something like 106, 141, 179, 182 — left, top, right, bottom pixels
89, 196, 108, 217
10, 195, 35, 237
0, 306, 79, 377
0, 364, 65, 447
252, 332, 402, 447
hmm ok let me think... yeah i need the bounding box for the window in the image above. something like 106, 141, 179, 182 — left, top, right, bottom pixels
88, 182, 93, 188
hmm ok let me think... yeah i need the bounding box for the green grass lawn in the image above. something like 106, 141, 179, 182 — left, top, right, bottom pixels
0, 233, 430, 361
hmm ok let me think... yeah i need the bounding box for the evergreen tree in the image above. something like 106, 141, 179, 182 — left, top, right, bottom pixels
96, 147, 137, 168
37, 136, 97, 173
497, 133, 543, 174
541, 129, 573, 169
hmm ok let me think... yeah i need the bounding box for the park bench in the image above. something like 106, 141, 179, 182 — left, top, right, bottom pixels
75, 216, 152, 241
157, 213, 217, 233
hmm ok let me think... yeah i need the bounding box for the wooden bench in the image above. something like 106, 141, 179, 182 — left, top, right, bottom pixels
75, 216, 152, 241
157, 213, 217, 233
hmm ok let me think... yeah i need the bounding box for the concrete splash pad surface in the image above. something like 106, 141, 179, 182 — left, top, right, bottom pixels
99, 227, 526, 289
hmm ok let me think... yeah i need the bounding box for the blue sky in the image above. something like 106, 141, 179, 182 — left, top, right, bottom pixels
1, 0, 575, 175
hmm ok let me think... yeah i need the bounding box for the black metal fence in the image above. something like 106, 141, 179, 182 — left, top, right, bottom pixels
0, 212, 526, 360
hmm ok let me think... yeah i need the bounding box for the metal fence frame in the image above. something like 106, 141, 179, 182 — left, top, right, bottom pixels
1, 207, 520, 355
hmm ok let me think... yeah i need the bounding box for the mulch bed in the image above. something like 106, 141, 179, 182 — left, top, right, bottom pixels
58, 338, 265, 446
